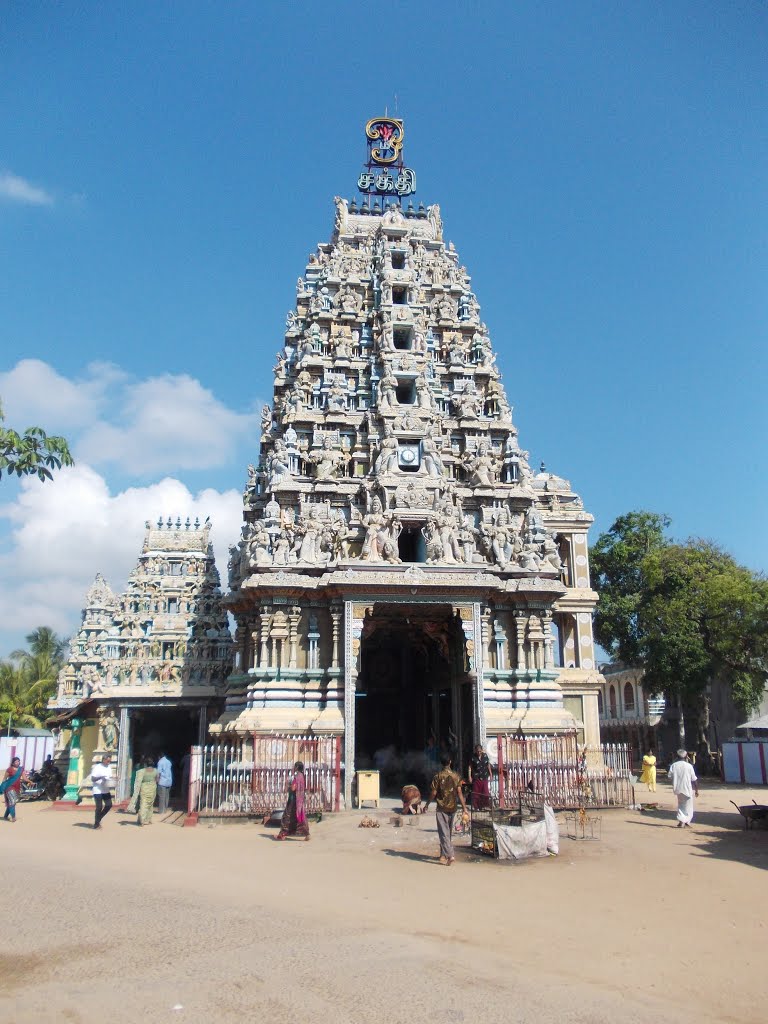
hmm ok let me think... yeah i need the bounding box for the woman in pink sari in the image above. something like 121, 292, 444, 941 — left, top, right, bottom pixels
276, 761, 310, 841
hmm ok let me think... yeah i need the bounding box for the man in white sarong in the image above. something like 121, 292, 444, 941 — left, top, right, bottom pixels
668, 749, 698, 827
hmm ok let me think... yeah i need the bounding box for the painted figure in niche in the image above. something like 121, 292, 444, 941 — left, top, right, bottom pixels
373, 424, 399, 476
422, 436, 445, 479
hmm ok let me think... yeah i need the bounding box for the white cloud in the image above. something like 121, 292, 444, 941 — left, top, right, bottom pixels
0, 359, 121, 432
0, 171, 54, 206
78, 373, 261, 474
0, 360, 262, 476
0, 464, 243, 653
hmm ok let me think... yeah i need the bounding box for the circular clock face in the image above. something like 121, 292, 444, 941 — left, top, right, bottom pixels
401, 449, 416, 463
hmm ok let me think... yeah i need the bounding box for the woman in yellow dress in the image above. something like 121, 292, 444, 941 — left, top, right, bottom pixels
639, 750, 657, 792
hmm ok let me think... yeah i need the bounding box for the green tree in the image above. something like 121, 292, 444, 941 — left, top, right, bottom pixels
591, 514, 768, 752
0, 627, 68, 730
590, 511, 671, 662
0, 397, 74, 482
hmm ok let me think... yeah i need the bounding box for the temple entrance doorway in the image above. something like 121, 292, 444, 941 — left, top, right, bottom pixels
126, 705, 205, 802
355, 604, 473, 794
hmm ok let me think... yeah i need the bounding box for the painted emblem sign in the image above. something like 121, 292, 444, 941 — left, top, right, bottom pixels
365, 117, 404, 164
358, 117, 417, 198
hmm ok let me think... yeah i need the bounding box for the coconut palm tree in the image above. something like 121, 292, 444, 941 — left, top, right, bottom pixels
1, 626, 68, 730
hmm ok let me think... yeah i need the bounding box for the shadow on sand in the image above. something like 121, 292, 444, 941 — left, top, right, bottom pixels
628, 805, 768, 870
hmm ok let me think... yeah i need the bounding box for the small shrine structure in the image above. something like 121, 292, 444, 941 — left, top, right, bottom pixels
218, 118, 600, 805
48, 517, 233, 801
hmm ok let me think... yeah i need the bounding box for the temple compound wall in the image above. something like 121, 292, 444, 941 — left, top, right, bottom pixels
48, 518, 233, 801
217, 118, 601, 804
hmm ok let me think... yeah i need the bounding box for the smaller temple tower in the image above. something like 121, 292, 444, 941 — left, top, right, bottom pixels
49, 517, 234, 802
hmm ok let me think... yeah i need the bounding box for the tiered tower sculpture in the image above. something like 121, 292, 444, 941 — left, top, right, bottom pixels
221, 119, 600, 802
50, 517, 233, 799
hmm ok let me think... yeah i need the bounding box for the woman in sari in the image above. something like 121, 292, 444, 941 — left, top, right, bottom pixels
469, 744, 493, 809
276, 761, 310, 841
639, 749, 657, 792
128, 756, 158, 826
1, 757, 23, 822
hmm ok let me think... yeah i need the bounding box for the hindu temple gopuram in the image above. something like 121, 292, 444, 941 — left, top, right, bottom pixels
217, 118, 600, 804
48, 517, 233, 801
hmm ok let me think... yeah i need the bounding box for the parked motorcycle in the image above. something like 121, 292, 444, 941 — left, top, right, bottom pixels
18, 771, 46, 802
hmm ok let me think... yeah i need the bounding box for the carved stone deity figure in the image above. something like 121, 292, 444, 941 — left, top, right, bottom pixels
463, 441, 498, 487
459, 514, 478, 563
246, 464, 258, 492
434, 505, 463, 564
228, 543, 242, 589
541, 533, 563, 572
297, 507, 323, 563
333, 195, 349, 236
309, 434, 344, 479
247, 521, 272, 567
260, 405, 272, 435
448, 336, 465, 366
361, 496, 388, 561
525, 504, 547, 545
373, 424, 399, 476
99, 708, 119, 751
376, 365, 397, 409
326, 377, 348, 414
272, 528, 291, 566
427, 204, 443, 241
452, 380, 482, 420
421, 435, 445, 479
336, 284, 362, 316
415, 376, 434, 411
267, 440, 292, 490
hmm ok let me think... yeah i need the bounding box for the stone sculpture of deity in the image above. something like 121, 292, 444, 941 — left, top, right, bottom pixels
463, 441, 499, 487
309, 434, 344, 480
373, 424, 399, 476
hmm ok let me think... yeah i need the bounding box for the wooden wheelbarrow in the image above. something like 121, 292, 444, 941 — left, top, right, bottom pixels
730, 800, 768, 830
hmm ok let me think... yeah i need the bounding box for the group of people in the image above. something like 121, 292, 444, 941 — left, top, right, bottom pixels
1, 745, 703, 845
89, 750, 175, 830
638, 746, 699, 825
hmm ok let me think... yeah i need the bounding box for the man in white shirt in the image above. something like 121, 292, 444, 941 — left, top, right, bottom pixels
157, 752, 173, 814
668, 749, 699, 827
91, 754, 113, 830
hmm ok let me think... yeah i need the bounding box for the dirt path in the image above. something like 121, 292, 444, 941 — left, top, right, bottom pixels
1, 782, 765, 1024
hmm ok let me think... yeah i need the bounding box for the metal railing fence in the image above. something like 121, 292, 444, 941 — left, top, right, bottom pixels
494, 733, 634, 809
188, 734, 341, 818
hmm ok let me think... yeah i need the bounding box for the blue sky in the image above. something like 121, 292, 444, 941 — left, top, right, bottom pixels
1, 2, 767, 654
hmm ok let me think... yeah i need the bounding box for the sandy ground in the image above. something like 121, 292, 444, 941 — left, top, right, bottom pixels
0, 782, 766, 1024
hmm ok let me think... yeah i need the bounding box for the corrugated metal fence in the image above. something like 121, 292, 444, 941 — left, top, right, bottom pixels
188, 734, 342, 818
494, 734, 634, 809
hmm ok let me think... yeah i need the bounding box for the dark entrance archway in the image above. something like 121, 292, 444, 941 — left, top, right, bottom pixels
355, 604, 473, 793
127, 705, 206, 803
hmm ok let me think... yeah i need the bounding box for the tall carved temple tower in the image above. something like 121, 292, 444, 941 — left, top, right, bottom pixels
220, 119, 599, 803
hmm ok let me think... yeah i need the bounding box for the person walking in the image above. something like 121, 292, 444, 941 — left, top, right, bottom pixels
668, 749, 698, 827
91, 754, 113, 830
1, 757, 23, 823
276, 761, 310, 841
639, 749, 657, 792
128, 756, 159, 826
423, 754, 468, 866
156, 751, 173, 814
468, 743, 493, 809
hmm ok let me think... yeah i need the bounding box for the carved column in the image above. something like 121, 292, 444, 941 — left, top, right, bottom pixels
542, 610, 555, 669
259, 606, 271, 669
480, 605, 492, 669
330, 603, 342, 670
513, 611, 528, 670
343, 601, 365, 809
288, 606, 302, 669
